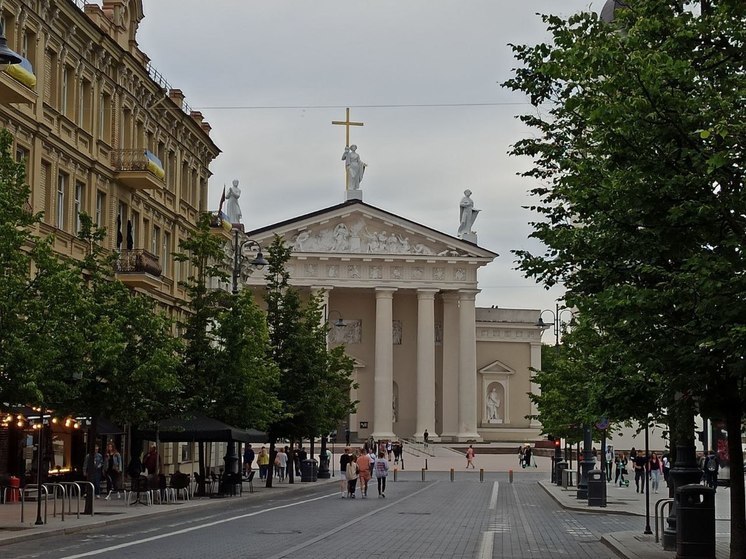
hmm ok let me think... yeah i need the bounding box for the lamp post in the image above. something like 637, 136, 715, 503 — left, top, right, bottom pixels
537, 303, 574, 347
537, 304, 575, 483
317, 310, 346, 480
223, 227, 267, 490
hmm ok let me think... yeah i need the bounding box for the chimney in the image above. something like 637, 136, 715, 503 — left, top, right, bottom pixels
190, 111, 204, 125
168, 89, 184, 109
200, 121, 212, 135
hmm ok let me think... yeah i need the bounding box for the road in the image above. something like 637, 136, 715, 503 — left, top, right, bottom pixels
2, 472, 643, 559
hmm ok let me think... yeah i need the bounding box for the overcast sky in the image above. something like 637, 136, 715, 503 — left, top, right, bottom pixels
125, 0, 600, 328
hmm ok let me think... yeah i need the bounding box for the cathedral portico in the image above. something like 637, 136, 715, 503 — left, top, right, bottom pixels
244, 198, 541, 444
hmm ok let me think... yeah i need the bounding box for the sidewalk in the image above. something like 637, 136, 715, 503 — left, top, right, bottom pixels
539, 478, 733, 559
0, 475, 338, 547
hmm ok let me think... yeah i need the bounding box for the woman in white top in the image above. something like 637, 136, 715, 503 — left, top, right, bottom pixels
374, 451, 389, 498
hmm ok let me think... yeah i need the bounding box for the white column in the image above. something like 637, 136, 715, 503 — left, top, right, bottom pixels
414, 289, 438, 441
440, 292, 460, 441
372, 288, 397, 439
457, 289, 482, 441
529, 342, 542, 429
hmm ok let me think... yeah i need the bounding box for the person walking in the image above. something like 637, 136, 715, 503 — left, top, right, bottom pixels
346, 451, 359, 498
633, 450, 648, 493
243, 444, 255, 478
466, 445, 476, 469
649, 452, 662, 493
375, 451, 389, 498
357, 447, 372, 498
103, 442, 123, 500
423, 430, 430, 448
83, 444, 104, 498
275, 447, 287, 482
339, 447, 352, 498
704, 450, 719, 492
257, 447, 269, 480
616, 453, 629, 487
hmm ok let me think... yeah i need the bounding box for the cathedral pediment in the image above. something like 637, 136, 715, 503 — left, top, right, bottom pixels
247, 199, 496, 261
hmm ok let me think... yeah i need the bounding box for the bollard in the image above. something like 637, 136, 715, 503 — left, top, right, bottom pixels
393, 468, 398, 482
509, 469, 513, 483
425, 458, 428, 470
450, 468, 454, 482
421, 468, 426, 482
480, 468, 484, 483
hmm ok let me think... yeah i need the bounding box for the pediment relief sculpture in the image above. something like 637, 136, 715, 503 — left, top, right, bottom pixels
288, 217, 470, 257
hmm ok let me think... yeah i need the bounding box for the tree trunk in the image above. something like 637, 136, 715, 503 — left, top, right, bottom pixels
725, 403, 745, 559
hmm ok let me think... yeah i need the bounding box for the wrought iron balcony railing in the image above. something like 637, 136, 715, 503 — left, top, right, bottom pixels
115, 249, 162, 277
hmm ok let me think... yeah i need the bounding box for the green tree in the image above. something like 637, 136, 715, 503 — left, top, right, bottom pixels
504, 2, 745, 554
263, 235, 355, 487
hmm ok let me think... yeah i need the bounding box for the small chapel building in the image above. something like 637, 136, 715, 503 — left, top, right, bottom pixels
240, 192, 544, 444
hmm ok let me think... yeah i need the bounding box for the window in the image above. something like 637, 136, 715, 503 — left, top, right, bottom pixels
95, 191, 105, 228
79, 81, 92, 130
61, 67, 69, 116
152, 226, 160, 257
117, 203, 126, 249
56, 173, 67, 230
163, 231, 171, 275
74, 181, 84, 234
130, 211, 139, 249
99, 92, 112, 142
15, 146, 29, 182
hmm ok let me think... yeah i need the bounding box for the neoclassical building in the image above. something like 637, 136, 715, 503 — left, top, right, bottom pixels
243, 190, 543, 443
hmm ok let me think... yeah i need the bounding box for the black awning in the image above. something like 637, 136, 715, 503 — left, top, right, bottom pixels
138, 414, 267, 443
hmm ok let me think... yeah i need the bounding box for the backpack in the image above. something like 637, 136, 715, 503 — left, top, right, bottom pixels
707, 456, 717, 472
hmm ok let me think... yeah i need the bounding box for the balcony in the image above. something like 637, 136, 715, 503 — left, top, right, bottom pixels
0, 56, 37, 104
114, 249, 162, 289
111, 149, 166, 190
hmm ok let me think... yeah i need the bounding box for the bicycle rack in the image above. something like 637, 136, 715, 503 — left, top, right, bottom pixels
59, 482, 83, 519
21, 484, 49, 524
43, 483, 66, 521
655, 497, 674, 543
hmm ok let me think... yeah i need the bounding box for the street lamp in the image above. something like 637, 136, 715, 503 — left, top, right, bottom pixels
231, 227, 267, 295
536, 303, 575, 347
318, 310, 346, 480
223, 228, 267, 490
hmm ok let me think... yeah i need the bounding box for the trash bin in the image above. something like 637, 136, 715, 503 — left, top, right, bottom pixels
677, 484, 715, 558
301, 459, 318, 482
587, 469, 606, 507
555, 461, 568, 487
8, 476, 20, 503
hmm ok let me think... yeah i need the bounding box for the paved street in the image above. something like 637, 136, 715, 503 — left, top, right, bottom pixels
1, 471, 641, 559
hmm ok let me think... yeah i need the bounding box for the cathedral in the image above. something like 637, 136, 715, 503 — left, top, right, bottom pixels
237, 143, 544, 444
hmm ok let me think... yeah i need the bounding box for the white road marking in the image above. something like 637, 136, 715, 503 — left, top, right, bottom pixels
489, 481, 499, 510
57, 493, 335, 559
477, 530, 495, 559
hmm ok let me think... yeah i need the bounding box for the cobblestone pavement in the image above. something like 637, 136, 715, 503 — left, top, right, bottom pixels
1, 472, 642, 559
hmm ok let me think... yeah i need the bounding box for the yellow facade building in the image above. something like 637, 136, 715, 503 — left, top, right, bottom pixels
0, 0, 219, 315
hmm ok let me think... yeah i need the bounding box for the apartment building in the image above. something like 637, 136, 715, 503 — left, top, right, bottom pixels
0, 0, 219, 316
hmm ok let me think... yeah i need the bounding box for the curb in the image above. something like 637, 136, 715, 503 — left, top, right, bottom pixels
537, 480, 644, 517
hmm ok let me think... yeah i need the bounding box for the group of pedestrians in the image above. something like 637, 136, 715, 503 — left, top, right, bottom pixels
82, 442, 123, 499
612, 448, 668, 493
339, 445, 390, 499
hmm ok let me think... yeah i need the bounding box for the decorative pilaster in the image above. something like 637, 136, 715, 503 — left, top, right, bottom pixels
414, 289, 438, 441
457, 289, 482, 441
440, 292, 460, 441
372, 288, 397, 439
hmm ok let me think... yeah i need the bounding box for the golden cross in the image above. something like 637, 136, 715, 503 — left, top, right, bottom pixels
332, 108, 364, 189
332, 107, 364, 147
